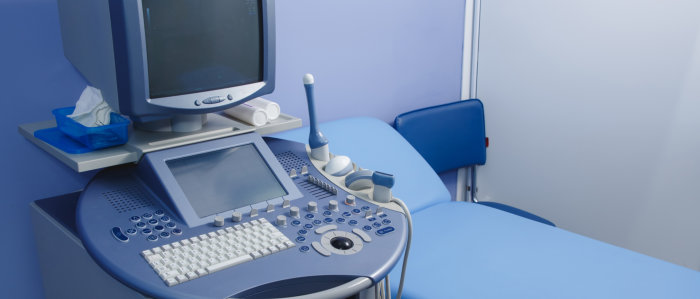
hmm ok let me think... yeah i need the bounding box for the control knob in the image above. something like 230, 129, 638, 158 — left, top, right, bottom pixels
290, 206, 300, 218
231, 212, 242, 222
307, 201, 318, 213
345, 195, 356, 206
276, 215, 287, 226
214, 216, 225, 227
328, 200, 338, 211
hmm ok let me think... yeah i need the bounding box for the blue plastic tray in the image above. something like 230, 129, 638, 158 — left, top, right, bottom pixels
34, 107, 130, 153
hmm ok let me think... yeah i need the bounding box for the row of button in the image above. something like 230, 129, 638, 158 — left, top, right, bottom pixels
129, 210, 167, 223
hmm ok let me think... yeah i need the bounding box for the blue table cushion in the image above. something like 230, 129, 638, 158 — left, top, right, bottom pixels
389, 201, 700, 299
271, 117, 451, 213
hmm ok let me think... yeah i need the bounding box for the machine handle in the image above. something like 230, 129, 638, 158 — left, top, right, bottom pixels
274, 277, 373, 299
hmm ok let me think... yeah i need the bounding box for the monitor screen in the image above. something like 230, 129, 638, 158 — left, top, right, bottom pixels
142, 0, 263, 99
166, 143, 287, 218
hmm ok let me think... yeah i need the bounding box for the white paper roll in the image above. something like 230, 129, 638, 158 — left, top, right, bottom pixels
224, 103, 268, 126
247, 97, 281, 120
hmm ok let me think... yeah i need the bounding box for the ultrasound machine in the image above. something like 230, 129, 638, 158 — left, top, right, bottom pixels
28, 0, 411, 298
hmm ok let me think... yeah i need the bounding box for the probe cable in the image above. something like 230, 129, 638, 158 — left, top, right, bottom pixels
390, 197, 412, 299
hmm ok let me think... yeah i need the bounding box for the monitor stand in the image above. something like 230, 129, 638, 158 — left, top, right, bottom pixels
134, 114, 208, 133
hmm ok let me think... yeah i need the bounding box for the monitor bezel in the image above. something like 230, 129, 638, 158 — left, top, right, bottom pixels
112, 0, 276, 118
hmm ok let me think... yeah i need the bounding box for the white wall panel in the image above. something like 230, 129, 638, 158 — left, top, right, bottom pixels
475, 0, 700, 269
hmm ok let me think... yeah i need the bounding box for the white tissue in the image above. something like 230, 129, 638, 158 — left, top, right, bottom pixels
68, 86, 113, 127
247, 97, 281, 120
224, 103, 268, 126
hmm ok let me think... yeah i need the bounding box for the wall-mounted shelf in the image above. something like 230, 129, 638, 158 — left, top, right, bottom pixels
19, 113, 302, 173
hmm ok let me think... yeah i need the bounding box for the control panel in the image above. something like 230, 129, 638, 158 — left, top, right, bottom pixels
75, 135, 407, 299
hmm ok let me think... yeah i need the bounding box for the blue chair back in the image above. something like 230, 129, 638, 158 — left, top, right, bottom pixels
394, 99, 486, 172
394, 99, 556, 227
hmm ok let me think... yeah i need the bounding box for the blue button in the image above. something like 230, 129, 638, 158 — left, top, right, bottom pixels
154, 225, 165, 232
361, 206, 370, 211
171, 228, 182, 235
142, 213, 153, 219
298, 229, 308, 235
304, 224, 314, 229
305, 213, 315, 219
300, 245, 310, 252
382, 219, 392, 225
376, 226, 395, 236
352, 209, 361, 214
166, 222, 176, 228
147, 235, 158, 241
349, 220, 358, 226
129, 216, 141, 222
160, 232, 170, 238
160, 216, 170, 223
136, 222, 146, 228
125, 228, 137, 235
368, 217, 376, 222
379, 214, 388, 218
324, 217, 333, 224
323, 211, 332, 216
373, 222, 382, 228
342, 212, 352, 217
336, 218, 346, 224
291, 220, 301, 226
154, 210, 165, 216
142, 228, 152, 235
363, 225, 372, 231
111, 227, 128, 242
148, 219, 158, 225
313, 220, 322, 226
296, 236, 306, 243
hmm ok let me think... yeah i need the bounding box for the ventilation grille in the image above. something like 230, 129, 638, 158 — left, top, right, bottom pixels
103, 185, 154, 213
275, 151, 308, 173
274, 151, 334, 200
298, 180, 335, 200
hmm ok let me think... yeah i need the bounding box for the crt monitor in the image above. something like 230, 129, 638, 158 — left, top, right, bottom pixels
57, 0, 276, 131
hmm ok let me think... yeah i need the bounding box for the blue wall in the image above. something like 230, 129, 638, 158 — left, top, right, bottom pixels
0, 0, 464, 297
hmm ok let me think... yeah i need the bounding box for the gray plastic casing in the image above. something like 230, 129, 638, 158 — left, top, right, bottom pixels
56, 0, 276, 123
137, 132, 302, 227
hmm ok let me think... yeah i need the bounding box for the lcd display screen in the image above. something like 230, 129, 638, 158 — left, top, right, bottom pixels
142, 0, 263, 98
166, 144, 287, 218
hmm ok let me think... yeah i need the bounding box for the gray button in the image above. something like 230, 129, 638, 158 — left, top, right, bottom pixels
312, 241, 331, 256
231, 212, 242, 222
352, 228, 372, 243
289, 206, 300, 218
315, 225, 337, 235
214, 216, 225, 227
276, 215, 287, 226
307, 201, 318, 213
328, 200, 338, 211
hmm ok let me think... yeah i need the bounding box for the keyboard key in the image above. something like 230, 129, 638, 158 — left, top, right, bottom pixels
206, 255, 253, 273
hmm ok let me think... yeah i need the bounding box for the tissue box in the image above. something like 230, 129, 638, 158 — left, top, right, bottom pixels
53, 107, 130, 150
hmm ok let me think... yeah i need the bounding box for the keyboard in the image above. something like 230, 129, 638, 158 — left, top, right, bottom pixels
141, 218, 294, 286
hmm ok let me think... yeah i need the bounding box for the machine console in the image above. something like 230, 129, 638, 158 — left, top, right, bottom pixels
76, 133, 406, 298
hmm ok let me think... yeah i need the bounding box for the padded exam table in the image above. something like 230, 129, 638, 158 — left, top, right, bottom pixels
275, 117, 700, 299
